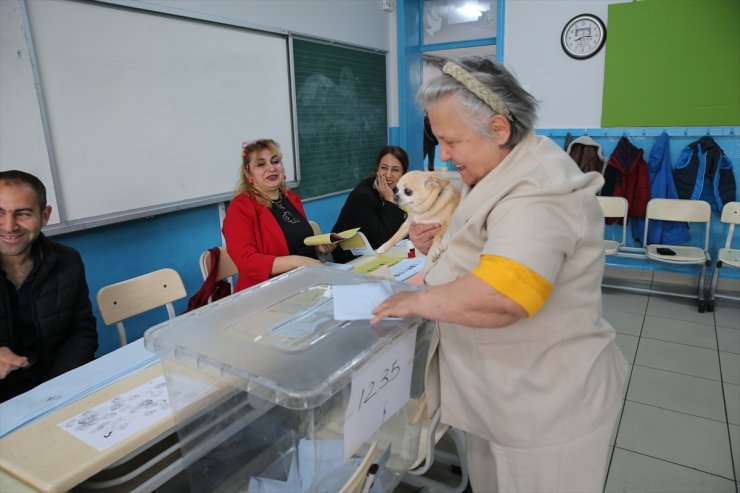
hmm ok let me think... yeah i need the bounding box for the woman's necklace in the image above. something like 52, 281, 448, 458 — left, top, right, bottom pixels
270, 194, 299, 224
271, 195, 285, 211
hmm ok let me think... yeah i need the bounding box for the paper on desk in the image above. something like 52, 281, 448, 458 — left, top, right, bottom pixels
57, 374, 214, 451
0, 338, 159, 438
389, 257, 426, 282
352, 255, 403, 277
332, 282, 400, 321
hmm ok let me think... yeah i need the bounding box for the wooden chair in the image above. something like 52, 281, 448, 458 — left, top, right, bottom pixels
97, 268, 186, 347
597, 196, 628, 255
199, 247, 238, 284
309, 220, 321, 236
707, 201, 740, 311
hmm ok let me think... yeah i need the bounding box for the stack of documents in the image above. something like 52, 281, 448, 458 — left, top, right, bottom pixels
0, 338, 159, 438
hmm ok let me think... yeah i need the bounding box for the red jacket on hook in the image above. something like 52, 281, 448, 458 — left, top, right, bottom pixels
602, 136, 650, 241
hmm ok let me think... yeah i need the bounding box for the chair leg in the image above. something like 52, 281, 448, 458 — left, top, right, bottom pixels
116, 322, 128, 347
697, 264, 708, 313
707, 261, 722, 313
403, 428, 469, 493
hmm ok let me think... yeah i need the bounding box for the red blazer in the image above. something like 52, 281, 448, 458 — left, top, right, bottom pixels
222, 191, 308, 292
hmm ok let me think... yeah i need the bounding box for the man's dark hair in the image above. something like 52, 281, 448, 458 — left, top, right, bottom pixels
0, 170, 48, 210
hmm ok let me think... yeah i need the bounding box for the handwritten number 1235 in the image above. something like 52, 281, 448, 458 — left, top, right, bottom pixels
358, 360, 401, 410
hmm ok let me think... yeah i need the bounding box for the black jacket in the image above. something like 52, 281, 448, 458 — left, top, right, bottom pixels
332, 177, 407, 263
0, 234, 98, 401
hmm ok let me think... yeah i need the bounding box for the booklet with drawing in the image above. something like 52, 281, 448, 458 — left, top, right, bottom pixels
303, 227, 361, 246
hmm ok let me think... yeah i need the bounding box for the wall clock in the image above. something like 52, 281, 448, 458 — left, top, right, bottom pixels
561, 14, 606, 60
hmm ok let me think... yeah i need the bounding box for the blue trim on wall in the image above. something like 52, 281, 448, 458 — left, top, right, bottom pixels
397, 0, 424, 165
540, 127, 740, 281
50, 125, 737, 360
421, 37, 497, 52
388, 126, 400, 146
538, 127, 738, 138
52, 192, 352, 359
54, 205, 223, 357
496, 0, 505, 61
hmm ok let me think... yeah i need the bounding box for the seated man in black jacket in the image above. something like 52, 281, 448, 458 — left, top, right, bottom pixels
0, 170, 98, 402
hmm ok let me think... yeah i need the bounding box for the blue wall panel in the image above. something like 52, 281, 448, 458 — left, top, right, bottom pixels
50, 127, 738, 359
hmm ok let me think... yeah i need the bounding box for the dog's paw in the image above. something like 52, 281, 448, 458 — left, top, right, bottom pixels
428, 245, 444, 263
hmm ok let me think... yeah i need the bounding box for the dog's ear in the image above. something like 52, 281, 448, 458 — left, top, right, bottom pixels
425, 174, 450, 189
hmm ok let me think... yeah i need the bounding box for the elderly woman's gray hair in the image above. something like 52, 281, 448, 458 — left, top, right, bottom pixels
417, 57, 538, 148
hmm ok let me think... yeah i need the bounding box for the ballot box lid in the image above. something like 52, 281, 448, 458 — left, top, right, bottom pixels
144, 266, 423, 409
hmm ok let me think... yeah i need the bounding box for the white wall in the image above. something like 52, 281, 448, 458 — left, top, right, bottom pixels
137, 0, 400, 125
504, 0, 628, 128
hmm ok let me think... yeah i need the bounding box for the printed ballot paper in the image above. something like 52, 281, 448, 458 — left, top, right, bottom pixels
304, 227, 360, 246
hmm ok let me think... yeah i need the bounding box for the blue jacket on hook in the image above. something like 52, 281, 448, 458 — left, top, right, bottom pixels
639, 132, 690, 245
673, 136, 736, 212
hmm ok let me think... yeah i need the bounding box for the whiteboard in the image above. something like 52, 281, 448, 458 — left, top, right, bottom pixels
24, 0, 295, 223
0, 0, 60, 224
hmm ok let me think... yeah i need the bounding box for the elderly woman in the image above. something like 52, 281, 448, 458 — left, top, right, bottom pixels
331, 146, 409, 263
223, 139, 335, 292
372, 58, 628, 492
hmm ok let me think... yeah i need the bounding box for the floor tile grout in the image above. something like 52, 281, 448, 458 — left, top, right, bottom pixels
713, 310, 739, 485
631, 362, 727, 384
623, 398, 729, 426
602, 283, 739, 491
611, 446, 738, 483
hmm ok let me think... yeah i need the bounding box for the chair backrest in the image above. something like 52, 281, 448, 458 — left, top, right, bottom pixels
645, 198, 711, 222
597, 196, 628, 219
720, 201, 740, 249
720, 201, 740, 225
199, 247, 238, 283
97, 268, 186, 347
643, 198, 712, 249
597, 196, 628, 247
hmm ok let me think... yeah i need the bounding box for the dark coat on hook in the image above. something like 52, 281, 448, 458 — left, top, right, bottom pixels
673, 136, 736, 212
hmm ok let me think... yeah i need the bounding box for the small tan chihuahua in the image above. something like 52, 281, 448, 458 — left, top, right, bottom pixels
376, 171, 461, 262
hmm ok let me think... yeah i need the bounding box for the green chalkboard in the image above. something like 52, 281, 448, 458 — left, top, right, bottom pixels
292, 38, 388, 199
602, 0, 740, 127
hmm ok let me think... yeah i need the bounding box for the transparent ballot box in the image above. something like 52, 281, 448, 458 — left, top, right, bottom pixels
144, 266, 433, 492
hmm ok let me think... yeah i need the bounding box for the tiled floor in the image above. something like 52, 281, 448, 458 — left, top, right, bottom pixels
602, 273, 739, 493
398, 269, 740, 493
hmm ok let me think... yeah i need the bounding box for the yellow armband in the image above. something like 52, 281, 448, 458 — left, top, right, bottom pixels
471, 255, 552, 317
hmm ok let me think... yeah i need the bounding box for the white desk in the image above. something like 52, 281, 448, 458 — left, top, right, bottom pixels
0, 248, 418, 493
0, 363, 175, 493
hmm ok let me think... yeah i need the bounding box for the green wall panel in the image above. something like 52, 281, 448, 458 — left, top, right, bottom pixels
293, 39, 387, 198
602, 0, 740, 127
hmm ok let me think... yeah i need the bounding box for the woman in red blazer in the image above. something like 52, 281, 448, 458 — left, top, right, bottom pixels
222, 139, 335, 292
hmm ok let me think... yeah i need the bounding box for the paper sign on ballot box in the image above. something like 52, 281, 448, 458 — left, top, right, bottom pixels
343, 327, 417, 461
